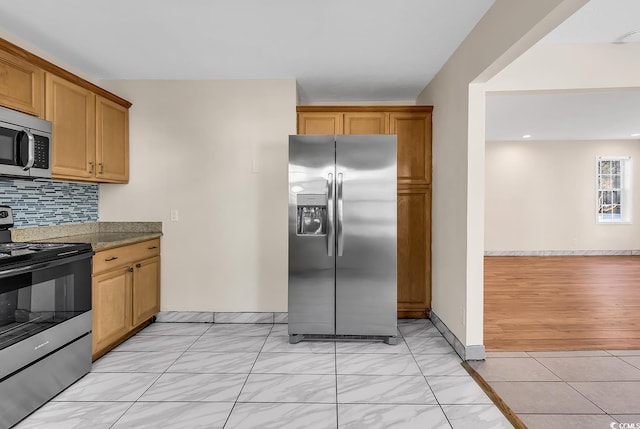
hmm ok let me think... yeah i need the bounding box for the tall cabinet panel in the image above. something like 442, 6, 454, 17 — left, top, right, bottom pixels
297, 106, 433, 318
397, 187, 431, 317
46, 73, 96, 180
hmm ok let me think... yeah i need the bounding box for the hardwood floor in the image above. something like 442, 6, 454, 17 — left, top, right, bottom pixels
484, 256, 640, 351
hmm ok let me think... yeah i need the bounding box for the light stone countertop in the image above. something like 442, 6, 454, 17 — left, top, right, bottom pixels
39, 231, 162, 251
11, 222, 162, 251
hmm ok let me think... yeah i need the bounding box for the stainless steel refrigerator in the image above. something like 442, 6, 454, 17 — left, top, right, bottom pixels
288, 135, 397, 345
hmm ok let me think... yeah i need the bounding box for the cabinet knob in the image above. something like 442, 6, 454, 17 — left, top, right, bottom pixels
136, 263, 142, 268
128, 267, 134, 273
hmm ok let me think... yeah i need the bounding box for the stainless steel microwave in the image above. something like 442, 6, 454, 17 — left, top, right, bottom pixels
0, 106, 52, 179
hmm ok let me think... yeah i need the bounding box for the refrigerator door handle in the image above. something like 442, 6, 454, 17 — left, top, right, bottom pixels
327, 173, 334, 256
337, 172, 344, 256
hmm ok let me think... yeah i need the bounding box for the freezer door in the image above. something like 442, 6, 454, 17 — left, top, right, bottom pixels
335, 135, 397, 336
288, 135, 336, 335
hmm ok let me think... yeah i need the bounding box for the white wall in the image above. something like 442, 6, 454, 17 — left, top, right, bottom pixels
98, 80, 297, 312
486, 139, 640, 251
415, 0, 587, 347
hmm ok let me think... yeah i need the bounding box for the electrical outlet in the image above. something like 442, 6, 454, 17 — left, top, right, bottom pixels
170, 209, 179, 222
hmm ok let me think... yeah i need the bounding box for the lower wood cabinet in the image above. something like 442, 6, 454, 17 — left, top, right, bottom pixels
132, 256, 161, 327
92, 266, 132, 355
92, 238, 160, 360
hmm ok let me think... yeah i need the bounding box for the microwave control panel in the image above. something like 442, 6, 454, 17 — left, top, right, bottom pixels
33, 135, 50, 169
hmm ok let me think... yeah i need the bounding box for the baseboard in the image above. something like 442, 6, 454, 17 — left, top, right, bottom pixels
155, 311, 288, 324
485, 250, 640, 256
429, 310, 485, 361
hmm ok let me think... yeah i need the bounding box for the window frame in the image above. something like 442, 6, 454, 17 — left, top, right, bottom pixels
595, 156, 632, 224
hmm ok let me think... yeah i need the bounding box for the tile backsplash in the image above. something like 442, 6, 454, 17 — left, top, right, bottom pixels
0, 178, 98, 227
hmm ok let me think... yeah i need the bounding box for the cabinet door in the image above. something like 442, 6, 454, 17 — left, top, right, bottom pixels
46, 74, 96, 180
344, 112, 387, 134
297, 112, 342, 134
389, 112, 432, 185
0, 50, 44, 117
132, 256, 160, 327
397, 187, 431, 318
96, 96, 129, 183
92, 266, 132, 356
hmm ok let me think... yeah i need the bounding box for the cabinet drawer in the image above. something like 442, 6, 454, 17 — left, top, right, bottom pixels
93, 239, 160, 274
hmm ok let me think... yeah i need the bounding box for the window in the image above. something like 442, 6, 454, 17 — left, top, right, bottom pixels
596, 156, 631, 223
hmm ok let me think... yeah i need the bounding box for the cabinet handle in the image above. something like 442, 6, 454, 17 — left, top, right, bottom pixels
136, 263, 141, 268
128, 267, 134, 273
105, 256, 118, 261
99, 163, 104, 174
148, 246, 158, 250
88, 161, 94, 174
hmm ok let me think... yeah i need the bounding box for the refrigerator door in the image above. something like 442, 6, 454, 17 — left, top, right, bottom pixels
335, 135, 397, 336
288, 135, 336, 335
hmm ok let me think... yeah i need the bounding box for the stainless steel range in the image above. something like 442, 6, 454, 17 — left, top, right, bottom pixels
0, 205, 94, 429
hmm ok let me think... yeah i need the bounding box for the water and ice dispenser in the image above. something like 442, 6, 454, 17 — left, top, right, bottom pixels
296, 194, 327, 235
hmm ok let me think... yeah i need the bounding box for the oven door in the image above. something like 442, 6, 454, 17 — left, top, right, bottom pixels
0, 252, 93, 380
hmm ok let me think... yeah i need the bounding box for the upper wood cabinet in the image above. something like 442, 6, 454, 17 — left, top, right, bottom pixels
297, 112, 342, 135
47, 76, 130, 183
46, 73, 96, 180
0, 37, 131, 184
344, 112, 387, 134
96, 96, 129, 182
0, 50, 44, 117
389, 112, 431, 185
297, 106, 433, 185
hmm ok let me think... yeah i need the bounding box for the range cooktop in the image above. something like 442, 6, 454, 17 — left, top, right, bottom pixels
0, 205, 93, 269
0, 241, 93, 268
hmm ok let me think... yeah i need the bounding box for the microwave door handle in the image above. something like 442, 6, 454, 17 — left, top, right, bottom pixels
23, 129, 35, 171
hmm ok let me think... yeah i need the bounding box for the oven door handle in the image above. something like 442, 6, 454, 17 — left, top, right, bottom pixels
0, 252, 93, 279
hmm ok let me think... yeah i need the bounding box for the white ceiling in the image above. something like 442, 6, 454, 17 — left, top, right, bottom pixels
486, 0, 640, 142
0, 0, 494, 103
2, 0, 637, 138
541, 0, 640, 44
486, 90, 640, 141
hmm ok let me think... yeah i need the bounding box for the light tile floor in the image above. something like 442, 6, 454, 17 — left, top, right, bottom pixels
471, 350, 640, 429
16, 319, 513, 429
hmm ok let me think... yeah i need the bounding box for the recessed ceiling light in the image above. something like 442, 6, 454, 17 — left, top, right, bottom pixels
631, 133, 640, 137
522, 134, 532, 139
